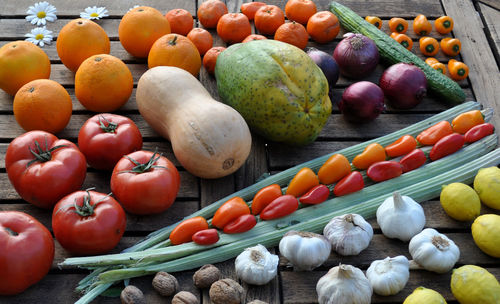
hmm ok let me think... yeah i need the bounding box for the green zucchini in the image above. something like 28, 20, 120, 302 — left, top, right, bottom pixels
329, 1, 466, 104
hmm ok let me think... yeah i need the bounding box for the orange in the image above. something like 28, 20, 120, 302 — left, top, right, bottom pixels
148, 34, 202, 76
254, 5, 285, 36
57, 18, 110, 72
165, 8, 194, 36
0, 41, 50, 96
285, 0, 317, 25
240, 2, 266, 21
187, 28, 213, 56
307, 11, 340, 43
216, 13, 252, 44
75, 54, 133, 112
274, 22, 309, 49
13, 79, 72, 134
118, 6, 171, 58
198, 0, 228, 29
203, 46, 226, 75
242, 34, 267, 43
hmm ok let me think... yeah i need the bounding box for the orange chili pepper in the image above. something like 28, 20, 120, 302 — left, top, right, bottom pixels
286, 167, 319, 197
435, 16, 454, 34
352, 143, 386, 170
440, 37, 461, 56
419, 37, 439, 56
390, 32, 413, 51
365, 16, 382, 29
388, 17, 408, 33
416, 120, 453, 146
425, 57, 447, 74
413, 14, 432, 36
448, 59, 469, 81
212, 197, 250, 229
385, 135, 417, 158
170, 216, 209, 245
251, 184, 282, 215
451, 110, 485, 134
317, 154, 351, 185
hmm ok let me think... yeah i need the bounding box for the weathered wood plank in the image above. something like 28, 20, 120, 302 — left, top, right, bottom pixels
479, 3, 500, 56
478, 0, 500, 11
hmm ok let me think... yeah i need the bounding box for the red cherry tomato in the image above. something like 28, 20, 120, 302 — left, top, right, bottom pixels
367, 161, 403, 182
212, 197, 250, 229
260, 195, 299, 220
192, 229, 219, 245
78, 114, 143, 170
170, 216, 209, 245
52, 190, 127, 255
223, 214, 257, 234
333, 171, 364, 196
464, 123, 494, 143
299, 184, 330, 204
399, 149, 427, 173
429, 133, 465, 161
0, 211, 54, 295
111, 150, 180, 215
5, 131, 87, 209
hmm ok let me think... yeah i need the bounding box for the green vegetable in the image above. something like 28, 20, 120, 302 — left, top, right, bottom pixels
329, 1, 466, 104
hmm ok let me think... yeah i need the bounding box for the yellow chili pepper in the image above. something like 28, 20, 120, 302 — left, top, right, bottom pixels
425, 57, 447, 74
388, 17, 408, 33
390, 32, 413, 51
440, 37, 461, 56
413, 14, 432, 36
452, 110, 485, 134
365, 16, 382, 29
419, 36, 439, 56
286, 167, 319, 197
435, 16, 454, 34
448, 59, 469, 81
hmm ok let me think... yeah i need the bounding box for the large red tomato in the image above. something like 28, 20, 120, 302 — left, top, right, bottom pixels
52, 190, 127, 255
5, 131, 87, 209
78, 114, 143, 170
111, 150, 180, 215
0, 211, 54, 295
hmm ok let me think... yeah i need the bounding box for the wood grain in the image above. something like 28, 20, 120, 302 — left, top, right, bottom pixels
479, 3, 500, 56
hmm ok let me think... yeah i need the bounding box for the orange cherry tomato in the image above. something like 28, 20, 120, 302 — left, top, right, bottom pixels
416, 120, 453, 146
419, 37, 439, 56
448, 59, 469, 81
451, 110, 484, 134
170, 216, 209, 245
251, 184, 282, 215
317, 154, 351, 184
440, 37, 461, 56
435, 16, 454, 34
385, 135, 417, 158
352, 143, 386, 170
413, 14, 432, 36
365, 16, 382, 29
285, 167, 319, 197
388, 17, 408, 33
390, 32, 413, 51
211, 197, 250, 229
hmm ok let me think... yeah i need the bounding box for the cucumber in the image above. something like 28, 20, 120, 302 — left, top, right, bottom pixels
329, 1, 466, 104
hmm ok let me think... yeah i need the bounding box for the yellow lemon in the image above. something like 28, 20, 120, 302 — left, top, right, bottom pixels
474, 166, 500, 210
403, 287, 447, 304
471, 214, 500, 258
440, 183, 481, 221
451, 265, 500, 304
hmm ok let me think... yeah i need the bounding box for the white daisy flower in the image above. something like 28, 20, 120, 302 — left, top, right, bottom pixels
80, 6, 108, 20
128, 5, 140, 12
25, 1, 57, 26
25, 26, 53, 47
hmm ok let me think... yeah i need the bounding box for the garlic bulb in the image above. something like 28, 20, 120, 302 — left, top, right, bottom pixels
366, 256, 410, 296
376, 192, 426, 241
316, 264, 372, 304
279, 231, 331, 271
323, 213, 373, 255
409, 228, 460, 273
235, 244, 279, 285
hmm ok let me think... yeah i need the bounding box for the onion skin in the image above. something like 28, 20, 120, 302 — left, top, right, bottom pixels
380, 63, 427, 110
339, 81, 385, 123
333, 33, 379, 79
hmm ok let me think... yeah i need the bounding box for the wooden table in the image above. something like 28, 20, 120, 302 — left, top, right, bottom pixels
1, 0, 499, 303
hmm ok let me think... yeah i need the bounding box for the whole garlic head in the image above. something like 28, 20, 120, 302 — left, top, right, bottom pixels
235, 244, 279, 285
279, 231, 331, 271
316, 264, 372, 304
323, 213, 373, 255
409, 228, 460, 273
366, 256, 410, 296
376, 192, 426, 241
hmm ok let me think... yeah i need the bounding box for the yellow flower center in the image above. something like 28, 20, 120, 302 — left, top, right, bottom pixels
35, 34, 44, 40
90, 12, 99, 17
37, 11, 46, 18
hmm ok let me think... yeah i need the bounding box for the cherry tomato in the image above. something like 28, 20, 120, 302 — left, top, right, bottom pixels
192, 229, 219, 245
317, 154, 351, 184
464, 123, 494, 143
170, 216, 209, 245
333, 171, 364, 196
251, 184, 282, 215
78, 114, 143, 170
429, 133, 465, 161
52, 190, 126, 255
111, 150, 180, 215
299, 184, 330, 204
399, 149, 427, 173
384, 135, 417, 158
367, 161, 403, 182
451, 110, 484, 134
260, 195, 299, 220
223, 214, 257, 234
286, 167, 319, 197
352, 143, 386, 170
0, 211, 54, 295
5, 131, 87, 209
212, 197, 250, 229
416, 121, 453, 146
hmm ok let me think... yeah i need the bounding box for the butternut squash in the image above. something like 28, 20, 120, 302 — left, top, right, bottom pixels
136, 66, 252, 179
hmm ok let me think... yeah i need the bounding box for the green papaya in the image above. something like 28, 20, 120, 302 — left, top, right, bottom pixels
215, 40, 332, 146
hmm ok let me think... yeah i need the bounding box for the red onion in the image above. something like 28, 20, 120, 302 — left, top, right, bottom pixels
333, 33, 379, 79
338, 81, 385, 123
306, 47, 340, 88
379, 63, 427, 109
